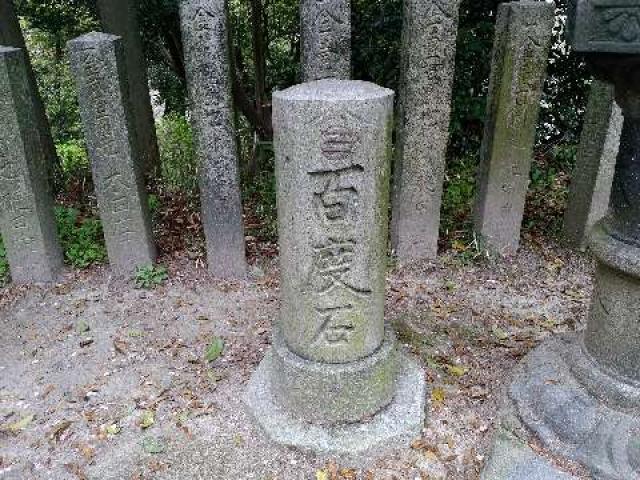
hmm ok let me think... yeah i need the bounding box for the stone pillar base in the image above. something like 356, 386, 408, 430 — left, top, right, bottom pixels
482, 333, 640, 479
244, 328, 426, 460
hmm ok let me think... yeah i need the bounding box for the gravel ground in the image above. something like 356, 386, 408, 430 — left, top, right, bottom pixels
0, 239, 594, 479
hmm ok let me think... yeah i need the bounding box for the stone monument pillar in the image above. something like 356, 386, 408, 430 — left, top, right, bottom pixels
68, 33, 156, 275
391, 0, 461, 262
473, 1, 554, 255
0, 0, 58, 185
245, 80, 425, 457
563, 80, 622, 250
179, 0, 247, 280
482, 2, 640, 478
300, 0, 351, 81
96, 0, 160, 175
0, 47, 63, 283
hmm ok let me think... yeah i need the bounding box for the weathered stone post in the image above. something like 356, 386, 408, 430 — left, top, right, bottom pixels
563, 80, 622, 250
482, 3, 640, 478
0, 0, 58, 183
246, 80, 425, 456
179, 0, 247, 279
0, 47, 63, 283
301, 0, 351, 81
391, 0, 461, 262
473, 1, 554, 255
68, 33, 156, 274
96, 0, 160, 175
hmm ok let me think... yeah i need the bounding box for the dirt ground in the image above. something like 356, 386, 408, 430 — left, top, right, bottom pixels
0, 239, 594, 480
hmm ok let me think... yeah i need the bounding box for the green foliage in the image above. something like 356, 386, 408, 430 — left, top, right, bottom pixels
55, 206, 107, 268
18, 1, 98, 145
134, 264, 169, 289
157, 113, 198, 197
55, 139, 91, 188
0, 237, 9, 287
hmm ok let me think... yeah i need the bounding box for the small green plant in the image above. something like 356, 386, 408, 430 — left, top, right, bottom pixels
55, 206, 108, 268
0, 236, 10, 286
134, 264, 168, 289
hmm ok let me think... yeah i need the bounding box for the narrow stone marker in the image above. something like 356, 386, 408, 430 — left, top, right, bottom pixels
0, 0, 58, 183
96, 0, 160, 175
563, 80, 622, 250
68, 33, 156, 274
179, 0, 247, 279
301, 0, 351, 81
391, 0, 461, 262
0, 47, 63, 283
246, 80, 425, 458
473, 1, 554, 255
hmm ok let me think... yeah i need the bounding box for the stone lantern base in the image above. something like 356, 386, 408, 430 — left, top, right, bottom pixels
244, 328, 426, 460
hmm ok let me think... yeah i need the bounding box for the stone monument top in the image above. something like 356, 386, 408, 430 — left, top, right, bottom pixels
568, 0, 640, 54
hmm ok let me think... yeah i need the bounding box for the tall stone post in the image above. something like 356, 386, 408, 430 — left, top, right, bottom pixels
68, 33, 156, 275
246, 80, 425, 457
563, 80, 622, 250
0, 0, 58, 185
482, 3, 640, 479
473, 1, 554, 255
391, 0, 461, 262
0, 47, 63, 283
300, 0, 351, 81
96, 0, 160, 175
179, 0, 247, 279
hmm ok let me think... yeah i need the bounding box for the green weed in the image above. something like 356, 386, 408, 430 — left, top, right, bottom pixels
133, 264, 168, 289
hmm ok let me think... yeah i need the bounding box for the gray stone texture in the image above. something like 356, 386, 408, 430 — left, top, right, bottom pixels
0, 47, 63, 283
301, 0, 351, 81
272, 80, 392, 365
481, 428, 577, 480
179, 0, 247, 280
568, 0, 640, 54
246, 80, 425, 456
96, 0, 160, 174
0, 0, 58, 187
483, 5, 640, 480
391, 0, 461, 262
473, 1, 554, 255
68, 33, 156, 274
564, 80, 622, 250
245, 346, 426, 461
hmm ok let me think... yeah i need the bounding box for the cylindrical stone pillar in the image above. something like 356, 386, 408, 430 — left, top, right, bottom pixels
270, 80, 395, 423
274, 80, 392, 365
246, 81, 425, 456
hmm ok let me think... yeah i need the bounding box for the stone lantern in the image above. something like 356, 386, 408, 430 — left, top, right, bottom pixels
483, 2, 640, 478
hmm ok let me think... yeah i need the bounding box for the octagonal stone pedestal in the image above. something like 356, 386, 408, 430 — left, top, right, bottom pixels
245, 333, 426, 461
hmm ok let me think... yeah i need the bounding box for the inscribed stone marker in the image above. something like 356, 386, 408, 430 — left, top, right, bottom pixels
563, 80, 622, 249
68, 33, 156, 274
473, 1, 554, 254
0, 0, 58, 185
0, 46, 63, 283
179, 0, 247, 279
301, 0, 351, 81
96, 0, 160, 174
246, 80, 426, 457
391, 0, 461, 262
